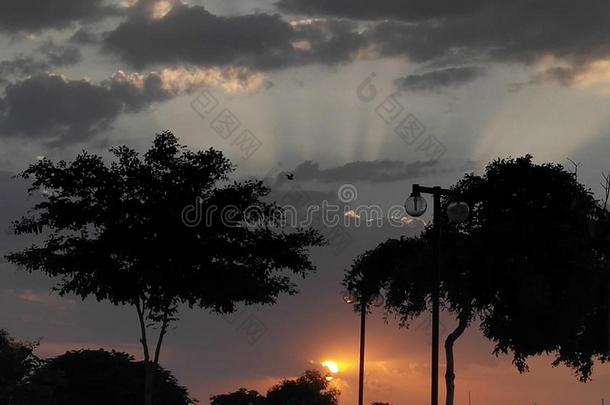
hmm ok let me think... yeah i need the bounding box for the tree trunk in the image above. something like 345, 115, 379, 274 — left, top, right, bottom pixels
144, 363, 154, 405
444, 313, 469, 405
136, 299, 171, 405
153, 312, 169, 364
136, 299, 153, 405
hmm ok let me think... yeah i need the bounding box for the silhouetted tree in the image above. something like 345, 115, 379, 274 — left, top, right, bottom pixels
6, 131, 325, 405
345, 156, 609, 405
446, 156, 607, 381
14, 349, 196, 405
0, 329, 41, 404
266, 370, 339, 405
210, 388, 265, 405
211, 370, 339, 405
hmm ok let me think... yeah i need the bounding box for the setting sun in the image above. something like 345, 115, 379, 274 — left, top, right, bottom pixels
322, 360, 340, 374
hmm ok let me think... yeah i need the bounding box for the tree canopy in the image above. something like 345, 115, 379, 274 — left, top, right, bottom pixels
0, 329, 41, 404
210, 388, 265, 405
344, 156, 609, 404
211, 370, 339, 405
12, 349, 196, 405
6, 131, 325, 405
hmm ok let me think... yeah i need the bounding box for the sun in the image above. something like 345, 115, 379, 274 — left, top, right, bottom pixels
322, 360, 340, 374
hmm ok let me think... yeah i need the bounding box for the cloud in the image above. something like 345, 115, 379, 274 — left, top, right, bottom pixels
7, 288, 76, 307
395, 66, 484, 92
69, 27, 100, 44
277, 0, 483, 21
510, 58, 610, 94
289, 160, 450, 183
103, 2, 367, 69
104, 3, 293, 69
0, 41, 82, 84
281, 0, 610, 89
0, 67, 268, 146
0, 0, 119, 33
0, 74, 124, 146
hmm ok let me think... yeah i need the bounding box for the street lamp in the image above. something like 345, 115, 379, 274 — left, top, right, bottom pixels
404, 184, 469, 405
343, 290, 384, 405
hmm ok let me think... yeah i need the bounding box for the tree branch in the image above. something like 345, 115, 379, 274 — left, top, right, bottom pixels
566, 158, 581, 180
153, 310, 169, 365
135, 297, 150, 362
601, 170, 610, 211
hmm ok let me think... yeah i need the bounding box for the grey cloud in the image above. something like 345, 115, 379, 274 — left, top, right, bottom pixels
0, 0, 119, 33
395, 66, 484, 92
103, 72, 172, 112
281, 0, 610, 85
0, 41, 82, 84
104, 5, 293, 69
0, 58, 50, 82
378, 3, 610, 65
0, 74, 123, 146
103, 3, 366, 69
277, 0, 484, 22
508, 67, 578, 91
288, 160, 450, 183
0, 72, 171, 146
38, 41, 82, 67
69, 28, 100, 44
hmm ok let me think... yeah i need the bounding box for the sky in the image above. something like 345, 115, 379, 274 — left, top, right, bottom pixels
0, 0, 609, 404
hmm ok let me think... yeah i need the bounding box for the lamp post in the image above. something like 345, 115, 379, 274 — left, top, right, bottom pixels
343, 291, 384, 405
404, 184, 469, 405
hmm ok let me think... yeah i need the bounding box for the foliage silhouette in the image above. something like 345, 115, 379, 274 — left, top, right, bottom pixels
211, 370, 339, 405
210, 388, 266, 405
344, 156, 609, 405
266, 370, 339, 405
6, 131, 325, 405
0, 329, 41, 404
13, 349, 196, 405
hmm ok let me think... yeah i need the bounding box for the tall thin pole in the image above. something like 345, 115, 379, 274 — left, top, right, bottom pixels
358, 301, 366, 405
431, 187, 441, 405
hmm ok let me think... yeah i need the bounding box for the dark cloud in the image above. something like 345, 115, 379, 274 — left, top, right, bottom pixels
103, 71, 172, 112
104, 4, 292, 68
37, 41, 82, 67
0, 42, 82, 85
103, 3, 366, 69
288, 160, 451, 183
0, 0, 119, 33
0, 58, 50, 82
364, 6, 610, 67
281, 0, 610, 85
395, 66, 484, 92
0, 72, 171, 146
69, 28, 100, 44
277, 0, 484, 21
0, 74, 123, 145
